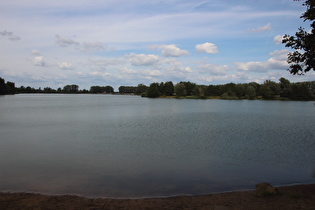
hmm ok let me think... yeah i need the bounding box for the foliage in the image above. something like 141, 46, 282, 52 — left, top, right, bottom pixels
135, 84, 148, 95
90, 86, 114, 94
2, 75, 315, 100
163, 81, 174, 96
259, 80, 281, 99
0, 77, 15, 95
146, 83, 160, 98
179, 81, 196, 96
283, 0, 315, 74
174, 83, 187, 97
118, 86, 137, 94
63, 84, 79, 93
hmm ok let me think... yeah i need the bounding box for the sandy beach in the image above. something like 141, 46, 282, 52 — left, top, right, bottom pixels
1, 184, 314, 209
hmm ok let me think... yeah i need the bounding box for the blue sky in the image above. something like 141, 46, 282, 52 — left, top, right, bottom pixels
1, 0, 314, 90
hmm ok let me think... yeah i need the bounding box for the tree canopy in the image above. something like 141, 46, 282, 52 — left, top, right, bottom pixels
283, 0, 315, 75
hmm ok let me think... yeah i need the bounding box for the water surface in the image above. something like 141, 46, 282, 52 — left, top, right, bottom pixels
0, 94, 314, 197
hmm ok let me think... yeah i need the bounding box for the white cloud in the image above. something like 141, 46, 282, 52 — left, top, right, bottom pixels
149, 44, 189, 57
274, 35, 284, 45
196, 42, 218, 54
90, 71, 112, 76
33, 56, 46, 66
58, 62, 73, 70
127, 53, 159, 66
250, 23, 271, 32
81, 42, 105, 52
31, 50, 40, 56
234, 49, 288, 72
148, 70, 162, 76
197, 63, 228, 75
160, 58, 193, 73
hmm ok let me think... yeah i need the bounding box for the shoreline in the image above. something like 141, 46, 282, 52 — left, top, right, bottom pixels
1, 184, 315, 209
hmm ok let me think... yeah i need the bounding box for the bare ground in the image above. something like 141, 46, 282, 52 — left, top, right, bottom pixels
0, 184, 315, 210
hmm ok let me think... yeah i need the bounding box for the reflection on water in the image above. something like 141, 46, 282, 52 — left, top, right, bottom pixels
0, 94, 314, 197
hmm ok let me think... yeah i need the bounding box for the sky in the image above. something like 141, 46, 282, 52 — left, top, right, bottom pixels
1, 0, 315, 91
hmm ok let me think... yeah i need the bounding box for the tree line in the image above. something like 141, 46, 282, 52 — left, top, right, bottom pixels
122, 78, 315, 100
0, 77, 15, 95
1, 76, 314, 100
0, 77, 115, 95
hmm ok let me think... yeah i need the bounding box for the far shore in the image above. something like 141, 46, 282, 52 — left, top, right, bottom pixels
1, 183, 315, 209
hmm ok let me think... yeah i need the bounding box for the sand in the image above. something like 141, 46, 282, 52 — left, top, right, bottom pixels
1, 184, 315, 209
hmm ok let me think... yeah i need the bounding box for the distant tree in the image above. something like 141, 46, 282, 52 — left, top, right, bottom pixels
259, 80, 281, 99
119, 86, 137, 94
174, 83, 187, 97
43, 87, 55, 93
283, 0, 315, 74
180, 81, 196, 96
158, 82, 165, 95
234, 84, 245, 98
0, 77, 6, 95
163, 81, 174, 96
5, 81, 15, 94
244, 86, 256, 99
63, 84, 79, 93
90, 86, 102, 93
135, 84, 148, 95
290, 82, 314, 100
146, 83, 160, 98
279, 77, 292, 98
104, 86, 114, 93
206, 85, 222, 96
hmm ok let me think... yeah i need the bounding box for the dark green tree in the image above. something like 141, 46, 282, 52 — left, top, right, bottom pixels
158, 82, 165, 95
291, 82, 314, 100
206, 85, 223, 96
146, 83, 160, 98
0, 77, 6, 95
283, 0, 315, 74
5, 81, 15, 94
164, 81, 174, 96
244, 85, 256, 99
135, 84, 148, 95
63, 84, 79, 93
174, 83, 187, 97
259, 80, 281, 99
180, 81, 196, 96
279, 77, 292, 97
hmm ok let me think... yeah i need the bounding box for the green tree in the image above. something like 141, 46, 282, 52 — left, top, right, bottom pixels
290, 82, 314, 100
135, 84, 148, 95
63, 84, 79, 93
164, 81, 174, 96
5, 81, 15, 94
174, 83, 187, 97
283, 0, 315, 74
279, 77, 292, 98
0, 77, 6, 95
244, 85, 256, 99
180, 81, 195, 96
206, 85, 222, 96
259, 80, 281, 99
146, 83, 160, 98
119, 86, 137, 94
104, 86, 114, 93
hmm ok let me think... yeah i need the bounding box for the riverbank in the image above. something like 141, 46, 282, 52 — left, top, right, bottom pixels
1, 184, 314, 209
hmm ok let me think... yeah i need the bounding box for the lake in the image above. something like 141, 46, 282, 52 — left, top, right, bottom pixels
0, 94, 314, 198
